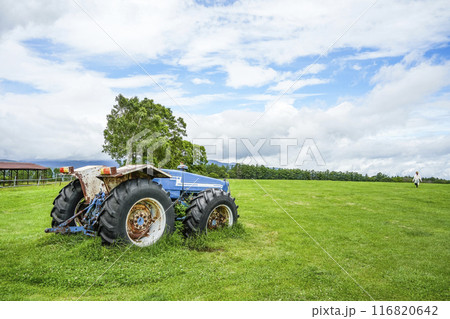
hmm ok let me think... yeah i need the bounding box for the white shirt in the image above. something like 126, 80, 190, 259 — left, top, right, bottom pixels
412, 174, 422, 183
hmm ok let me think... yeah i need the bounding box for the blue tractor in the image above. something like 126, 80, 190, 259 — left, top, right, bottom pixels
46, 164, 238, 247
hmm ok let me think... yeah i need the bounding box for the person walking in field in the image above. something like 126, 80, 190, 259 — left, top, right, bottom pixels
412, 171, 422, 188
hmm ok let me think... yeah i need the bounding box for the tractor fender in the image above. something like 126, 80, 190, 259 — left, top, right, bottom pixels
64, 164, 171, 203
96, 164, 171, 195
70, 165, 106, 203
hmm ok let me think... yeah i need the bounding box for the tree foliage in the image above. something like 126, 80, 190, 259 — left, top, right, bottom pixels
103, 95, 207, 169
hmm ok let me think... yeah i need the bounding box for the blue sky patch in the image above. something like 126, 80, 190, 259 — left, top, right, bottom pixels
22, 38, 67, 63
0, 79, 43, 94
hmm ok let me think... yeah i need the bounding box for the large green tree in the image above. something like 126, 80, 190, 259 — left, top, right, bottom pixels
103, 95, 207, 170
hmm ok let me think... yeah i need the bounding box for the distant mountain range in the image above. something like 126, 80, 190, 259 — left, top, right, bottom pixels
0, 159, 119, 169
31, 159, 120, 169
1, 158, 233, 169
208, 160, 236, 167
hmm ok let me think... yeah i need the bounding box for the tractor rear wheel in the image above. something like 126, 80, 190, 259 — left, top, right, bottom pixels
184, 188, 238, 235
98, 178, 175, 247
50, 179, 85, 227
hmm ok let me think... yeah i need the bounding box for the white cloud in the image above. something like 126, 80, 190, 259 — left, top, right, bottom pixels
0, 0, 68, 36
104, 74, 180, 89
146, 90, 229, 110
192, 78, 213, 85
4, 1, 448, 82
298, 64, 327, 76
268, 78, 329, 92
224, 61, 278, 88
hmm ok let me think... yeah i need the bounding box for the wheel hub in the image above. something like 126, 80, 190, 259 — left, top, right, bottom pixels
74, 198, 88, 226
136, 216, 145, 226
125, 198, 166, 246
127, 203, 155, 240
207, 205, 231, 230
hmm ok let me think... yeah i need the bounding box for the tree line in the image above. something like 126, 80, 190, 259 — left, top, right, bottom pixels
196, 163, 450, 184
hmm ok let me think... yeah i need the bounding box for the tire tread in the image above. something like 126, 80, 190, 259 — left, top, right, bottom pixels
98, 178, 174, 246
184, 188, 238, 235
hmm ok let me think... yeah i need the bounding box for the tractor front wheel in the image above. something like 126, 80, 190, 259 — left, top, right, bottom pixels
184, 188, 238, 235
98, 179, 175, 247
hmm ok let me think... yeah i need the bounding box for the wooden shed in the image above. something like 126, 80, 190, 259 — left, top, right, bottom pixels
0, 162, 49, 187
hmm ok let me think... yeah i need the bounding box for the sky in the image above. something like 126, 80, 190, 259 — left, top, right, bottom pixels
0, 0, 449, 178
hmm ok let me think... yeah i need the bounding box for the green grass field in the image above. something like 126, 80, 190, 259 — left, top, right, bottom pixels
0, 180, 449, 300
